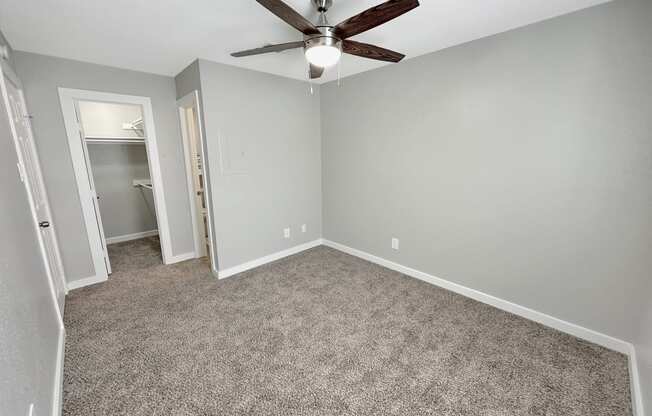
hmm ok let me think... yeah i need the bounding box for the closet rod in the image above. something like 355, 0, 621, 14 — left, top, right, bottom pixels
85, 137, 146, 145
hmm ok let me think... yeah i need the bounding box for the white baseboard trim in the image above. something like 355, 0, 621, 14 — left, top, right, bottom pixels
629, 345, 646, 416
218, 239, 323, 279
106, 229, 158, 245
166, 251, 197, 264
66, 274, 107, 291
52, 326, 65, 416
323, 239, 645, 415
322, 239, 629, 353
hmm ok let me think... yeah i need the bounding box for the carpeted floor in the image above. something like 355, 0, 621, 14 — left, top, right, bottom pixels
106, 235, 163, 273
64, 239, 632, 415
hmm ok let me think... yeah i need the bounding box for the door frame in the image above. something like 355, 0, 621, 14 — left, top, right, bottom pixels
0, 61, 67, 323
177, 90, 217, 273
58, 88, 174, 283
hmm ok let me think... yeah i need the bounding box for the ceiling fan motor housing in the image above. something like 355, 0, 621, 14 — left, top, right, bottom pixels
304, 26, 341, 53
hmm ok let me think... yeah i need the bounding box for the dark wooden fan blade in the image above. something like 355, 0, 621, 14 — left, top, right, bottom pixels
256, 0, 321, 35
343, 40, 405, 62
231, 41, 304, 57
309, 64, 324, 79
333, 0, 419, 39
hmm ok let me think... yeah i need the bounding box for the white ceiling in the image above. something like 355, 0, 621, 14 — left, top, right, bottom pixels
0, 0, 610, 84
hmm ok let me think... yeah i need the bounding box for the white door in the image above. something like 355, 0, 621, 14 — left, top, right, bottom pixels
73, 101, 112, 275
0, 65, 66, 316
179, 91, 215, 270
185, 106, 209, 258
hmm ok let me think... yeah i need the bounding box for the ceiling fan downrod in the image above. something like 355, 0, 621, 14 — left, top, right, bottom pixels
313, 0, 333, 13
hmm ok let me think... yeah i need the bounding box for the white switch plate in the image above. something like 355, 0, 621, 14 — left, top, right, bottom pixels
301, 224, 307, 233
391, 238, 399, 250
284, 228, 291, 239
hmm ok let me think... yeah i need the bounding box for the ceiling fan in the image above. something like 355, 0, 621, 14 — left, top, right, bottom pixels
231, 0, 420, 79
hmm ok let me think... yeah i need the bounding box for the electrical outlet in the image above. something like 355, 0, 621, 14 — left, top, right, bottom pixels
301, 224, 307, 233
284, 228, 291, 239
391, 238, 399, 250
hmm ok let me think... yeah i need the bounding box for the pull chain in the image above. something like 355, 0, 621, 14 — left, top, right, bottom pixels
337, 58, 341, 87
308, 64, 314, 95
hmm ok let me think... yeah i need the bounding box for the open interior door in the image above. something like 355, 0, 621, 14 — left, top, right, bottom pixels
0, 63, 67, 317
73, 101, 112, 275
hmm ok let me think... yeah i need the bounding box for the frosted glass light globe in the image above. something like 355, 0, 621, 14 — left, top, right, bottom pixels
305, 45, 341, 68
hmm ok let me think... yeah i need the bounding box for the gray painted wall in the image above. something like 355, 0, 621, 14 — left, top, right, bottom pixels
0, 31, 61, 416
13, 52, 194, 284
194, 60, 322, 270
88, 144, 157, 239
175, 60, 202, 101
321, 0, 652, 343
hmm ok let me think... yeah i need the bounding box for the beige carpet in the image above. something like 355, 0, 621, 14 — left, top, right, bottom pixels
63, 238, 632, 415
106, 235, 163, 273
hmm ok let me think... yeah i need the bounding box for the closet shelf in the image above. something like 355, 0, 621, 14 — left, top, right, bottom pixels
133, 179, 153, 190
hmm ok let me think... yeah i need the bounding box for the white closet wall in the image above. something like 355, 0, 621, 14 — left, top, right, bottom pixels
78, 101, 143, 138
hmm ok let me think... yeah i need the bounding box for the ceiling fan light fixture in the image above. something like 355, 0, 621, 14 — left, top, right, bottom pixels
305, 44, 341, 68
230, 0, 420, 79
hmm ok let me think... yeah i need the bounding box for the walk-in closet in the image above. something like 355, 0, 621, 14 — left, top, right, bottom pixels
77, 100, 161, 273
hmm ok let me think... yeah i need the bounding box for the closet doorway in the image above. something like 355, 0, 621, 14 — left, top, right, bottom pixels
178, 91, 216, 272
59, 89, 173, 283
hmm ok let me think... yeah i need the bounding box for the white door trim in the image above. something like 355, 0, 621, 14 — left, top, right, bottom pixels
177, 90, 217, 272
58, 88, 174, 284
51, 327, 65, 416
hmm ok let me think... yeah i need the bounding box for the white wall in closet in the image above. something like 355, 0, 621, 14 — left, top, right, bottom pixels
78, 101, 143, 138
